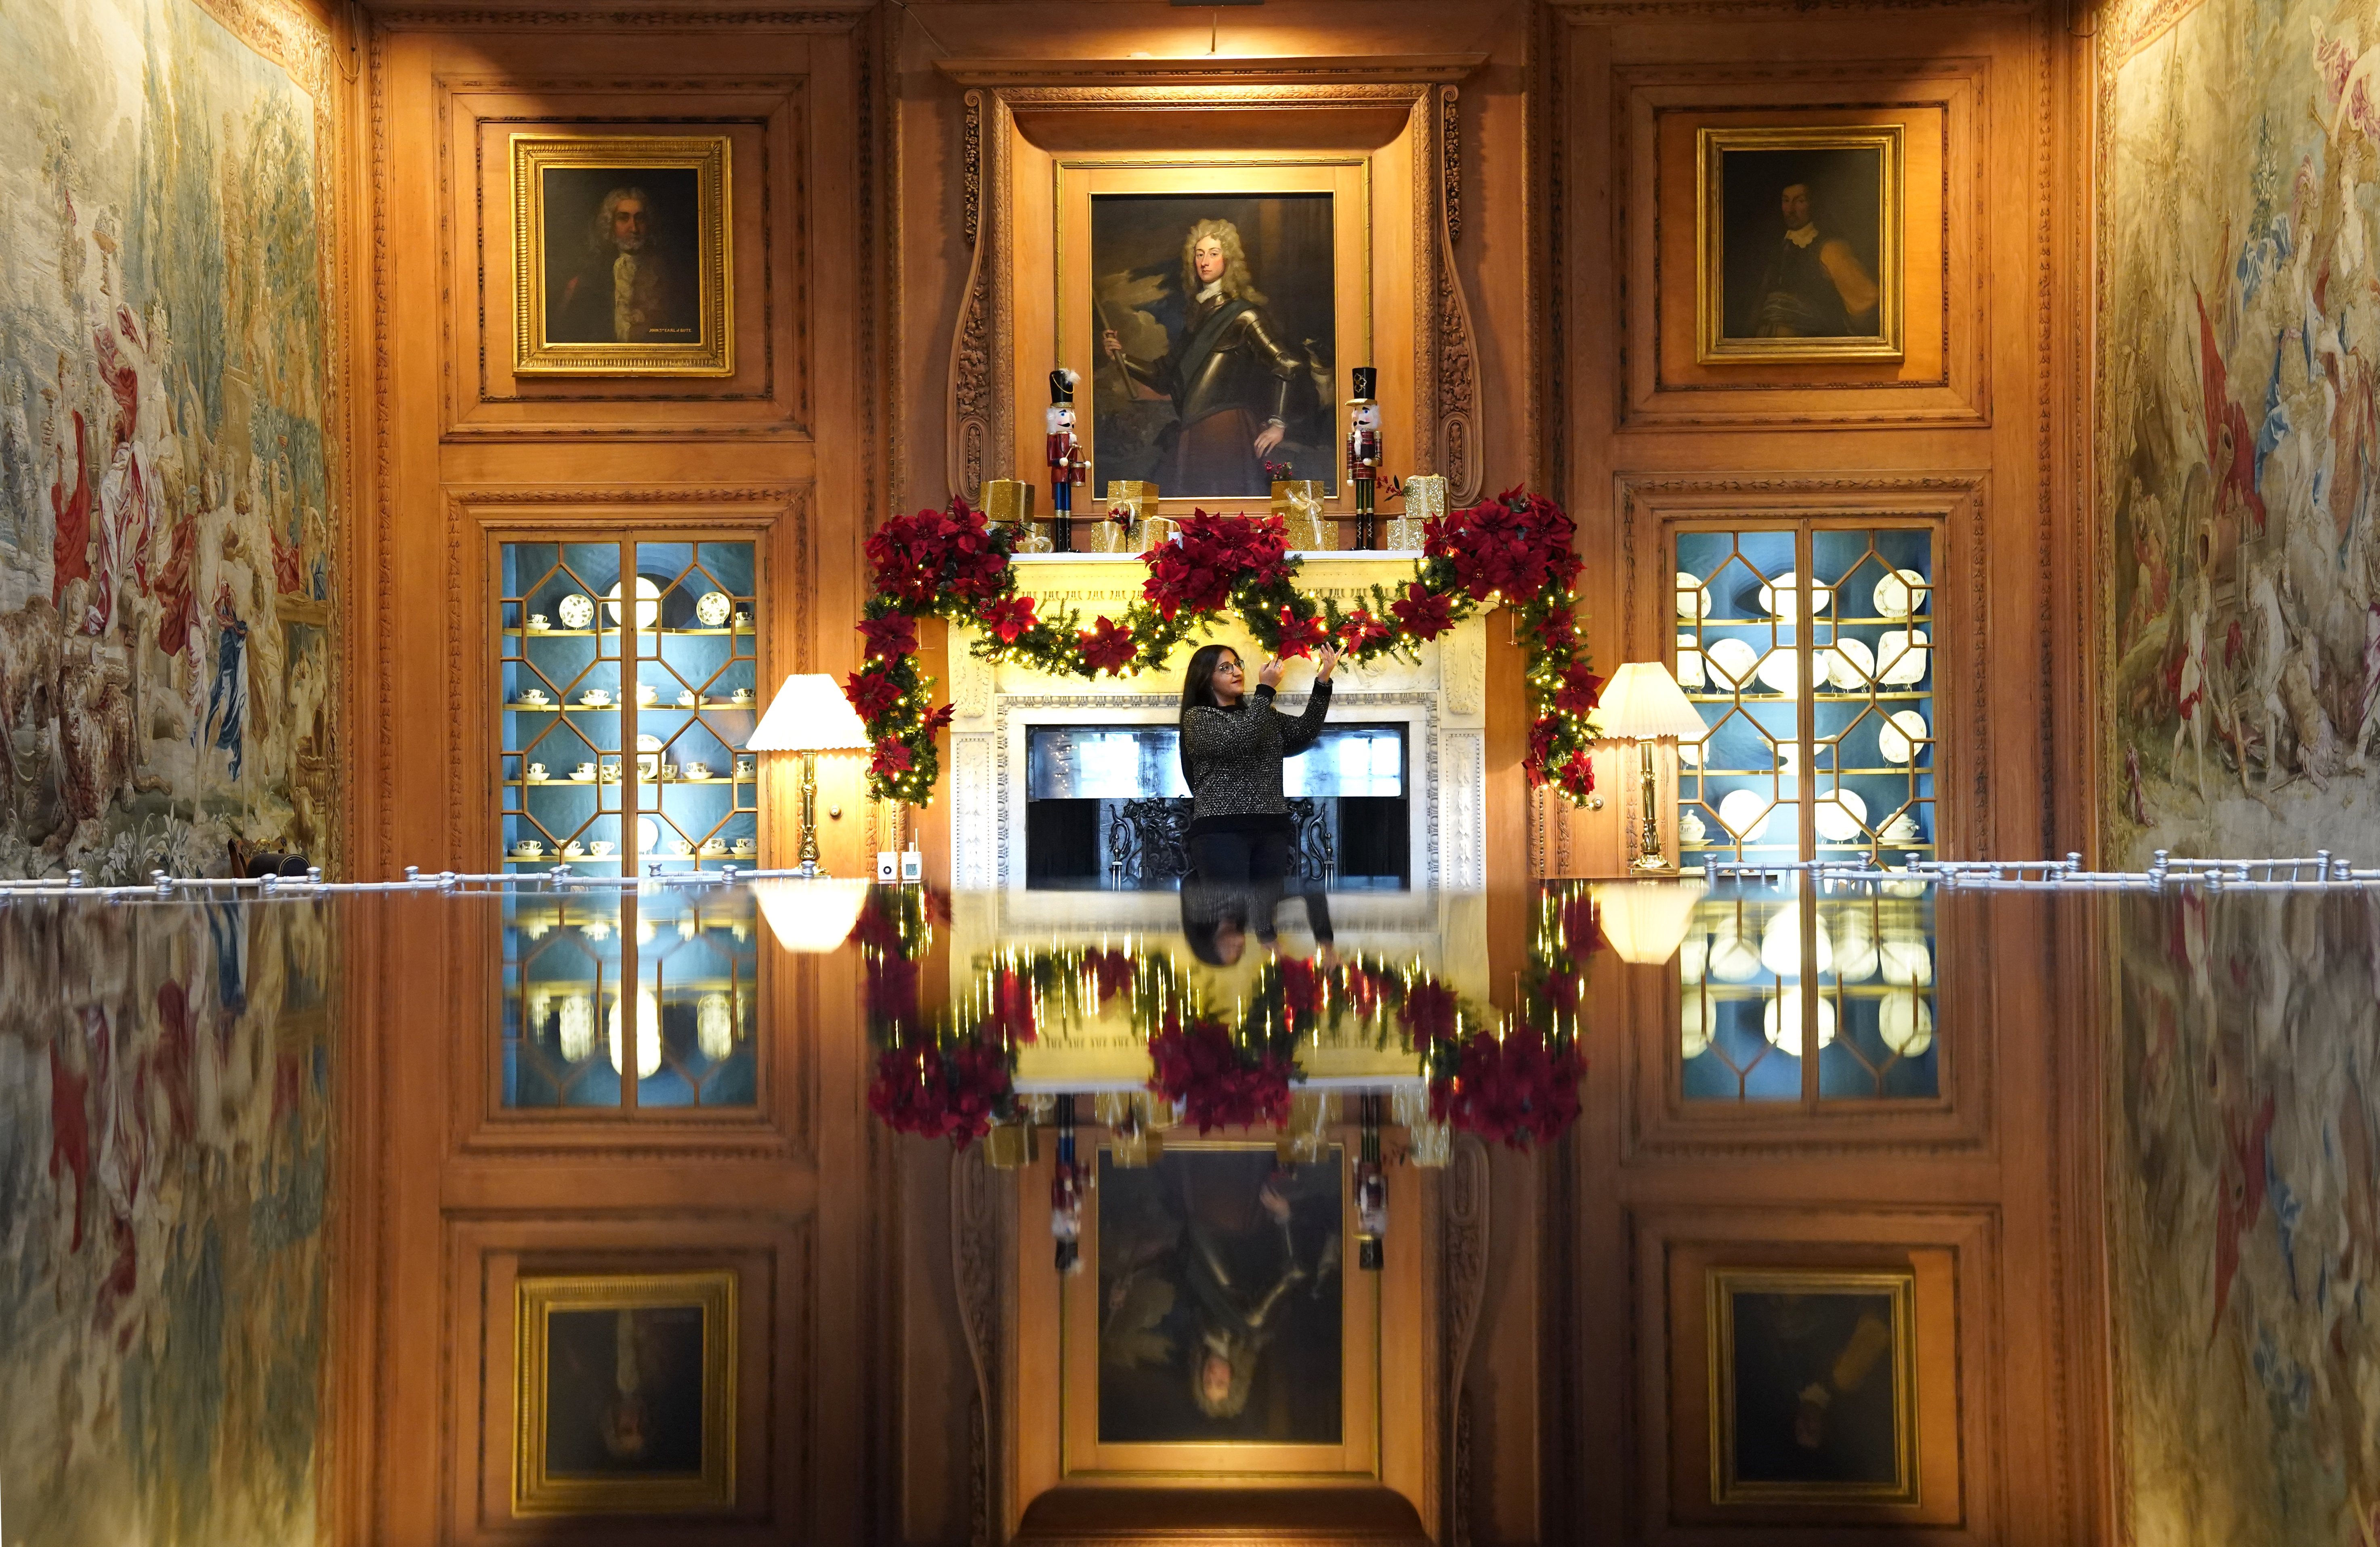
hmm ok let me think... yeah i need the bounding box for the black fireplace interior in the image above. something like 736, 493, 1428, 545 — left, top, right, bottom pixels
1023, 723, 1410, 890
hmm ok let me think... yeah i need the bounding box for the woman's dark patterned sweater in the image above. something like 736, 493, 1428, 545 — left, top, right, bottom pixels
1180, 683, 1332, 837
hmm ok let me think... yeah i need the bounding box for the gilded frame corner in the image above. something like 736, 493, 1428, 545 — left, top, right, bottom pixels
510, 134, 735, 377
1695, 125, 1905, 366
1706, 1265, 1919, 1507
513, 1269, 738, 1516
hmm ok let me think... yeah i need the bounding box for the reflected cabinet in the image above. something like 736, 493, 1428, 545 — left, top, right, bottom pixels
496, 537, 765, 874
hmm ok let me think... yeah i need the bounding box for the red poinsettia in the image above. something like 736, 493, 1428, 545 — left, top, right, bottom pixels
1389, 581, 1456, 642
865, 500, 1011, 609
1552, 661, 1605, 718
1335, 607, 1393, 655
1274, 606, 1331, 659
920, 702, 956, 736
858, 613, 919, 659
1402, 978, 1458, 1044
1148, 1016, 1294, 1133
1558, 891, 1604, 956
1278, 957, 1323, 1026
870, 738, 915, 779
1086, 949, 1137, 1005
1428, 1025, 1583, 1149
845, 668, 905, 721
866, 953, 921, 1027
980, 595, 1039, 644
1532, 608, 1578, 656
1142, 512, 1294, 619
1425, 488, 1584, 601
1079, 615, 1138, 674
868, 1039, 1012, 1147
983, 968, 1040, 1045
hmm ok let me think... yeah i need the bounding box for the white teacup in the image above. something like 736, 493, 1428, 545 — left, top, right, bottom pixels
729, 688, 753, 705
733, 609, 752, 627
731, 838, 756, 856
683, 762, 711, 781
513, 840, 544, 858
599, 762, 622, 783
734, 757, 755, 779
677, 688, 697, 707
521, 688, 550, 706
580, 688, 613, 707
560, 840, 584, 858
527, 762, 548, 781
527, 613, 551, 631
668, 837, 694, 856
572, 762, 597, 781
699, 838, 726, 856
589, 840, 616, 857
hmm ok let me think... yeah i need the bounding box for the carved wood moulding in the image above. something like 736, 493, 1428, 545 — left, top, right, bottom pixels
942, 69, 1483, 511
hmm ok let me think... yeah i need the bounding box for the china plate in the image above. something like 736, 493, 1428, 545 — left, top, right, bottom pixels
1674, 572, 1710, 622
1705, 637, 1760, 688
1814, 787, 1869, 843
1754, 646, 1799, 695
556, 592, 595, 629
1880, 993, 1935, 1056
1877, 628, 1929, 686
1764, 989, 1837, 1056
1717, 788, 1773, 842
605, 576, 662, 630
1675, 633, 1706, 689
695, 590, 733, 627
1757, 570, 1832, 619
1873, 567, 1928, 620
1876, 709, 1931, 765
1821, 636, 1875, 690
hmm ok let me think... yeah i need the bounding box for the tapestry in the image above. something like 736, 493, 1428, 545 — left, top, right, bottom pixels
2102, 0, 2380, 862
0, 895, 336, 1545
0, 0, 338, 882
2110, 889, 2380, 1546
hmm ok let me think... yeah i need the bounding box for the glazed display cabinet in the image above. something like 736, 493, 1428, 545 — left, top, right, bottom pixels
497, 537, 762, 875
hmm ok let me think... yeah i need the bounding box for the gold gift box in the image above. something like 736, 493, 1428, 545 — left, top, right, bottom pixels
1076, 479, 1159, 554
1269, 479, 1332, 551
1390, 472, 1447, 550
984, 1121, 1039, 1170
982, 478, 1035, 524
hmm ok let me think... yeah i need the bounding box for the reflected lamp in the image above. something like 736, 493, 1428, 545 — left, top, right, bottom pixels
1592, 661, 1710, 873
748, 674, 872, 876
750, 878, 870, 953
1590, 878, 1708, 964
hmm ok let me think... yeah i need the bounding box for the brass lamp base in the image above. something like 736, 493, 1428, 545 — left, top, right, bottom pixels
797, 749, 826, 879
1628, 738, 1677, 873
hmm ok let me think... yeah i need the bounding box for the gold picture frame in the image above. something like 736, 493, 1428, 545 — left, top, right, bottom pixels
513, 1270, 737, 1514
1061, 1138, 1380, 1480
1696, 126, 1903, 364
1706, 1266, 1918, 1506
511, 134, 734, 376
1053, 157, 1376, 521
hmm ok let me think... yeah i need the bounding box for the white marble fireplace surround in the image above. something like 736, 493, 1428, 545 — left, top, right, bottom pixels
945, 553, 1487, 891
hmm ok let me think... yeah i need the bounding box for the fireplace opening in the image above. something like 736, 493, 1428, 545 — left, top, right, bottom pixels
1023, 724, 1410, 890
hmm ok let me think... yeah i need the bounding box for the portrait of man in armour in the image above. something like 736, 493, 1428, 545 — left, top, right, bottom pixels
1090, 194, 1336, 500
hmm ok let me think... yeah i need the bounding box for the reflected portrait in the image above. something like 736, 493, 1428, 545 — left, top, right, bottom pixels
1699, 127, 1903, 363
1090, 192, 1337, 500
1097, 1146, 1344, 1444
513, 1270, 736, 1513
1710, 1268, 1916, 1504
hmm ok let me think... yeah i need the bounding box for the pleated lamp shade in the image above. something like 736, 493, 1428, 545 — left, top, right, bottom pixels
748, 674, 872, 753
1590, 879, 1709, 965
1591, 661, 1708, 743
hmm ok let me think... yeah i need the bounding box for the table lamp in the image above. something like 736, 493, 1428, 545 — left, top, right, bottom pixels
747, 674, 872, 877
1594, 661, 1710, 873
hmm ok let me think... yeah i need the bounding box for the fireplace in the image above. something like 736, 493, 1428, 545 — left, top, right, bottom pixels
944, 554, 1486, 891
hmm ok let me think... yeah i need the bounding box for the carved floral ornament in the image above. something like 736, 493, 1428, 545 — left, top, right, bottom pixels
852, 884, 1603, 1152
840, 489, 1603, 808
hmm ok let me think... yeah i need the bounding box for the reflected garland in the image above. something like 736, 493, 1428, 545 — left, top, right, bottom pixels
859, 885, 1606, 1151
842, 488, 1603, 808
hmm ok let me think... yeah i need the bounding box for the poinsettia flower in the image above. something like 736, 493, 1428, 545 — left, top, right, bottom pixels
1428, 1024, 1584, 1149
1390, 581, 1456, 641
868, 1039, 1013, 1147
845, 669, 905, 722
1148, 1017, 1294, 1132
1402, 978, 1458, 1043
1279, 957, 1323, 1024
1335, 607, 1393, 655
1553, 661, 1604, 717
1079, 615, 1137, 674
1275, 606, 1330, 659
870, 738, 916, 778
920, 702, 957, 735
858, 614, 918, 658
980, 595, 1039, 643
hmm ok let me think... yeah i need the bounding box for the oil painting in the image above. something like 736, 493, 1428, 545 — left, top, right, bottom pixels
2110, 888, 2380, 1547
0, 895, 337, 1545
2102, 0, 2380, 863
1699, 127, 1902, 363
1090, 190, 1337, 500
0, 0, 339, 882
1708, 1268, 1916, 1504
1095, 1146, 1344, 1445
513, 1270, 737, 1514
511, 136, 733, 377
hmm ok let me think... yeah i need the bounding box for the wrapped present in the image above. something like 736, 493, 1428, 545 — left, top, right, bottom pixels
1390, 472, 1447, 550
984, 1121, 1040, 1170
1084, 479, 1160, 554
1270, 479, 1331, 551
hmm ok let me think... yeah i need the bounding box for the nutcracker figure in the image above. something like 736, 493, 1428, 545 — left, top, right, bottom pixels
1354, 1092, 1387, 1270
1051, 1095, 1085, 1274
1045, 368, 1088, 552
1346, 366, 1383, 549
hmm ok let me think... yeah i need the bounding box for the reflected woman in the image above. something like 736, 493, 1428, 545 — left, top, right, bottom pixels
1177, 642, 1337, 884
1103, 219, 1311, 497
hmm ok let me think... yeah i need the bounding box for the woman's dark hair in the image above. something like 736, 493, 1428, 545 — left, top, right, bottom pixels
1178, 644, 1242, 790
1179, 882, 1250, 967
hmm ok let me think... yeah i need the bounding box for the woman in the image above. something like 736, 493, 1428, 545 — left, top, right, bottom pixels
1177, 641, 1337, 884
1103, 219, 1312, 498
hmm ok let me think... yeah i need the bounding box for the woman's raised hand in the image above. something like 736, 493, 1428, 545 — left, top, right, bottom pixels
1257, 655, 1287, 689
1313, 644, 1340, 681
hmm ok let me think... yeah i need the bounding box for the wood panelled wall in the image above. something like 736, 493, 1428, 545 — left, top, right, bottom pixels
1540, 2, 2107, 1545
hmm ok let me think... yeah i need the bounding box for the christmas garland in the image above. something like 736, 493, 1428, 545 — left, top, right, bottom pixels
843, 487, 1604, 808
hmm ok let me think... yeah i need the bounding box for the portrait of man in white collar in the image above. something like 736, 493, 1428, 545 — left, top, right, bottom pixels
1750, 179, 1882, 338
